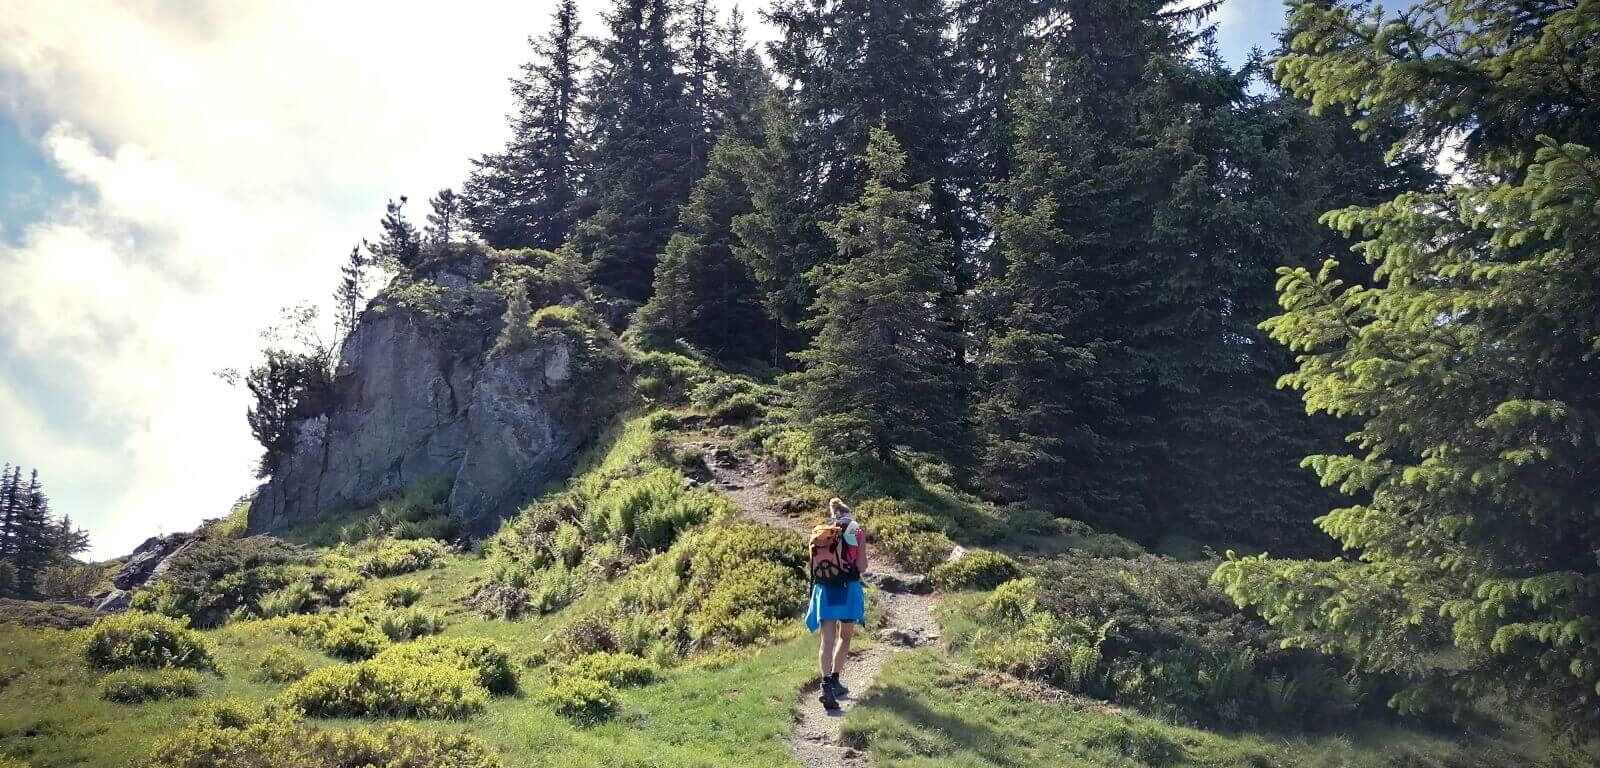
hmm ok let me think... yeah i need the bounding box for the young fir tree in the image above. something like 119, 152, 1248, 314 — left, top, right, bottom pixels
731, 95, 829, 366
0, 464, 19, 561
579, 0, 694, 302
333, 244, 368, 340
786, 128, 965, 463
423, 188, 461, 257
365, 197, 422, 272
1214, 0, 1600, 736
9, 470, 53, 595
633, 137, 771, 359
767, 0, 967, 313
463, 0, 587, 250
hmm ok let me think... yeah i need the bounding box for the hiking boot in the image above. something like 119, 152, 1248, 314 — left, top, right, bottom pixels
819, 687, 840, 710
826, 674, 850, 698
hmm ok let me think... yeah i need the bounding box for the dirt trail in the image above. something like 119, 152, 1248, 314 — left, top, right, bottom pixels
695, 442, 941, 768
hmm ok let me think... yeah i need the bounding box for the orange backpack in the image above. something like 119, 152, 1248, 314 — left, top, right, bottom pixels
808, 524, 859, 586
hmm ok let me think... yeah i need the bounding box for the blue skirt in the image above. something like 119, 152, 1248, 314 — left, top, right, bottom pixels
804, 580, 866, 632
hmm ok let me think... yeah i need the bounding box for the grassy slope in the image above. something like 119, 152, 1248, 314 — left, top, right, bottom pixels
845, 650, 1546, 768
0, 358, 1573, 768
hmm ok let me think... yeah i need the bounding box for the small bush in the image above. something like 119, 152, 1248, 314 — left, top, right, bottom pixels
381, 582, 425, 607
690, 561, 806, 646
279, 659, 488, 719
931, 550, 1022, 590
254, 646, 310, 683
84, 612, 215, 671
356, 539, 445, 577
147, 701, 503, 768
318, 617, 390, 660
130, 535, 310, 628
856, 499, 954, 574
535, 677, 620, 726
100, 668, 203, 703
374, 637, 518, 695
378, 607, 446, 642
564, 652, 657, 688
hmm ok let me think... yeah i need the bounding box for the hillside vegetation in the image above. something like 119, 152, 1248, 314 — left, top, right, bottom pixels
0, 348, 1579, 766
6, 0, 1599, 764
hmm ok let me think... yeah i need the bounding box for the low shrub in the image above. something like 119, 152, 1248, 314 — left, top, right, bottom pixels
564, 652, 657, 688
931, 550, 1022, 590
374, 637, 518, 695
380, 582, 425, 607
535, 677, 620, 726
84, 611, 215, 671
254, 646, 310, 683
855, 499, 954, 574
100, 668, 203, 703
0, 597, 99, 629
318, 617, 390, 660
279, 659, 488, 719
147, 701, 503, 768
961, 556, 1367, 729
377, 606, 446, 642
690, 561, 806, 646
130, 535, 310, 628
355, 539, 445, 577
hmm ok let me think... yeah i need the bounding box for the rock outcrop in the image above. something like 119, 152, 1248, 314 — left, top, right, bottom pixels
247, 270, 626, 538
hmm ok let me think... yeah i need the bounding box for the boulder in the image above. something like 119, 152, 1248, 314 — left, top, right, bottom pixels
111, 533, 194, 590
248, 287, 625, 538
93, 589, 133, 612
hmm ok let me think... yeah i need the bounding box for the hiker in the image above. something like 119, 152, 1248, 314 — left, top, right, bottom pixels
805, 497, 867, 710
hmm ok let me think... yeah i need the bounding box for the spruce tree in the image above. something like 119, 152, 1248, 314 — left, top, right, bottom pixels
0, 464, 18, 561
333, 244, 368, 340
682, 0, 718, 184
423, 187, 461, 257
580, 0, 694, 302
767, 0, 967, 306
633, 137, 771, 359
1213, 0, 1600, 735
10, 470, 52, 595
713, 8, 772, 146
732, 96, 830, 366
787, 128, 964, 462
463, 0, 587, 250
366, 197, 422, 272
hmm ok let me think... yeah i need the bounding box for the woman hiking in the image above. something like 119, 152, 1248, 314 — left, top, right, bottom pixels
804, 497, 867, 710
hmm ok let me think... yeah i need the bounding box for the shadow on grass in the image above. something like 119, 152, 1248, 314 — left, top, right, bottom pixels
844, 682, 1019, 768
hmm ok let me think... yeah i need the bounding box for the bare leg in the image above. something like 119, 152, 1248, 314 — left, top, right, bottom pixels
818, 620, 838, 678
831, 621, 854, 676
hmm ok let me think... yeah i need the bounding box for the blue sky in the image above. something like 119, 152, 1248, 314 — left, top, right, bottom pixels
0, 1, 1288, 559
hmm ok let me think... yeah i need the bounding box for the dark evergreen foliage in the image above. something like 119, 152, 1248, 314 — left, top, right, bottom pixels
578, 0, 696, 302
0, 465, 89, 597
633, 137, 771, 360
463, 0, 587, 250
787, 128, 967, 463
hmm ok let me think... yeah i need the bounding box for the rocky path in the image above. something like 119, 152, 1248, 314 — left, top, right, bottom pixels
696, 442, 941, 768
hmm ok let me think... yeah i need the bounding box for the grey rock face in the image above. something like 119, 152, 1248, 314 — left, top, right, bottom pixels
112, 533, 195, 590
248, 303, 622, 538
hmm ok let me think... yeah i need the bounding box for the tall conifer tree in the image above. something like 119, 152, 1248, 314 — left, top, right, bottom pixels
787, 128, 965, 462
634, 138, 771, 359
464, 0, 587, 250
580, 0, 694, 302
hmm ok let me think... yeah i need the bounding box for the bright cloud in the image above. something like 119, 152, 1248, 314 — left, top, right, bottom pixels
0, 1, 567, 558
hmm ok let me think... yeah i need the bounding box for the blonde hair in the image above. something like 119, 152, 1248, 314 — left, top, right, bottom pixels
828, 497, 852, 518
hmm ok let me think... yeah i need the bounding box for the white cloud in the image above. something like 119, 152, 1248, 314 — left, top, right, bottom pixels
0, 1, 569, 558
